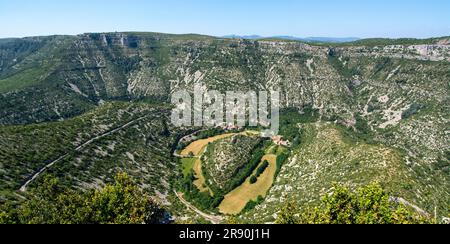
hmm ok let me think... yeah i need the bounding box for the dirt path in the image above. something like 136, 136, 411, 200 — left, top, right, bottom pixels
19, 115, 151, 192
174, 190, 223, 224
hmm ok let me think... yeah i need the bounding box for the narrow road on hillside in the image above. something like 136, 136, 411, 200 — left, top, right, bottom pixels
172, 129, 208, 158
174, 190, 223, 224
19, 115, 151, 192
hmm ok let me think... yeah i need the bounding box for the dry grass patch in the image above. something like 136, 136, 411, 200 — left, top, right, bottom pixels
180, 133, 236, 156
180, 131, 260, 157
179, 130, 263, 199
219, 154, 277, 215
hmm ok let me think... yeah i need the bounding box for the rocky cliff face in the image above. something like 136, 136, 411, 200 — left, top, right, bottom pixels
1, 33, 448, 125
1, 32, 448, 164
0, 33, 448, 218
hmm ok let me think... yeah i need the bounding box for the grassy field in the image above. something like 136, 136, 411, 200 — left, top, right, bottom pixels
181, 158, 196, 177
218, 154, 277, 215
180, 157, 211, 194
192, 158, 212, 194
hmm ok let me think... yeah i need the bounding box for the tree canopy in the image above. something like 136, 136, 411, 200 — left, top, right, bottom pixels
276, 183, 432, 224
0, 172, 166, 224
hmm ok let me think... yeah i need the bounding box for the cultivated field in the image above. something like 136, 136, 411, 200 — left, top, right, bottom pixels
181, 158, 196, 177
180, 131, 260, 156
192, 158, 212, 194
180, 133, 237, 156
219, 154, 277, 215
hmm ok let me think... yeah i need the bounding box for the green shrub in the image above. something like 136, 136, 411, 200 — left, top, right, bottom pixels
226, 145, 266, 192
402, 103, 423, 119
255, 160, 269, 178
276, 183, 432, 224
275, 152, 290, 179
0, 173, 166, 224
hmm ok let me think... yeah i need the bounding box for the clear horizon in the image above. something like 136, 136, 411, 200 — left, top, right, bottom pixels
0, 0, 449, 39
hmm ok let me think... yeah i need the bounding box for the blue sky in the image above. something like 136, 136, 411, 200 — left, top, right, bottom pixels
0, 0, 449, 38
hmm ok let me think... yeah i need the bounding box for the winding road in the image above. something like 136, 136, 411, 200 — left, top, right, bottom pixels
19, 115, 151, 192
174, 190, 223, 224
